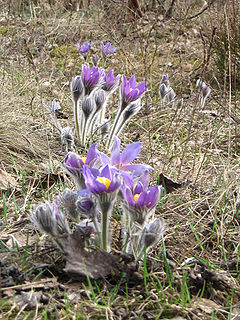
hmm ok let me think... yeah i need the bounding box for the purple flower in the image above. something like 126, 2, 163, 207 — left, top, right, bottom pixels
77, 41, 93, 54
76, 191, 97, 219
122, 185, 162, 225
120, 75, 146, 110
99, 137, 152, 176
161, 74, 169, 83
81, 64, 104, 96
82, 164, 121, 194
101, 42, 116, 56
102, 70, 120, 93
64, 143, 99, 188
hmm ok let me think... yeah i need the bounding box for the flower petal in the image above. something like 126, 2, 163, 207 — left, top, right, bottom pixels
123, 164, 153, 175
111, 137, 121, 165
120, 142, 142, 164
86, 142, 98, 165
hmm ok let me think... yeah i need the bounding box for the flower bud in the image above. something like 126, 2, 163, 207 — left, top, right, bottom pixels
71, 76, 84, 102
94, 89, 107, 112
30, 203, 56, 234
137, 218, 167, 256
159, 83, 168, 99
82, 97, 95, 119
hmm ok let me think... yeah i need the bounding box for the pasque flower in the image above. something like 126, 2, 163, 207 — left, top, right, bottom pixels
64, 143, 99, 188
137, 218, 167, 257
77, 41, 93, 54
82, 164, 121, 251
196, 79, 211, 109
120, 75, 146, 110
81, 64, 104, 96
82, 164, 121, 195
101, 41, 116, 56
100, 136, 152, 176
102, 70, 120, 93
122, 184, 162, 225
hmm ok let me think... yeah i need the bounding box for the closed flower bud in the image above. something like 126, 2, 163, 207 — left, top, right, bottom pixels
60, 126, 74, 151
30, 203, 56, 234
122, 100, 141, 122
137, 218, 167, 257
71, 76, 84, 102
82, 97, 95, 119
58, 188, 79, 220
159, 83, 168, 99
94, 89, 107, 112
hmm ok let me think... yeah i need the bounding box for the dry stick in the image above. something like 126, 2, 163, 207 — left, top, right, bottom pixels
225, 3, 232, 166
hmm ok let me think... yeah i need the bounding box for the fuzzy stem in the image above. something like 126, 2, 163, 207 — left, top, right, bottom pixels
81, 115, 87, 146
73, 100, 81, 141
106, 109, 122, 150
101, 210, 108, 251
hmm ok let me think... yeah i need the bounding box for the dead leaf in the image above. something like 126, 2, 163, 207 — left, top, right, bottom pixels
64, 230, 119, 279
157, 173, 189, 193
0, 168, 17, 191
193, 297, 222, 314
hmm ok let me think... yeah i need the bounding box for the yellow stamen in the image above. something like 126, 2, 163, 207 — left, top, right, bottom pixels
130, 88, 133, 92
81, 156, 87, 163
134, 194, 140, 202
97, 177, 111, 190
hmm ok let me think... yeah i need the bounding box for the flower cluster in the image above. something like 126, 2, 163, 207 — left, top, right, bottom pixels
31, 137, 166, 258
43, 41, 146, 151
71, 62, 146, 149
158, 74, 211, 110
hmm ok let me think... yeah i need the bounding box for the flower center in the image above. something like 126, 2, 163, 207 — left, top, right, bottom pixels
97, 177, 111, 190
81, 156, 87, 163
134, 194, 140, 202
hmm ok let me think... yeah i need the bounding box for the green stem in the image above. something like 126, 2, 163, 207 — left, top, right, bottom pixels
101, 210, 108, 251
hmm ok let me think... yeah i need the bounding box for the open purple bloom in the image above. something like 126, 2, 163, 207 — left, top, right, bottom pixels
101, 42, 116, 56
81, 64, 104, 96
120, 75, 146, 110
122, 185, 162, 225
99, 137, 152, 176
102, 70, 120, 93
82, 164, 121, 194
77, 41, 93, 54
64, 143, 99, 188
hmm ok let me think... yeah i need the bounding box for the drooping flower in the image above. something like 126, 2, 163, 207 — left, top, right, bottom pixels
100, 41, 116, 56
137, 218, 167, 257
77, 41, 93, 54
120, 75, 146, 110
81, 64, 104, 96
64, 143, 99, 188
102, 70, 120, 93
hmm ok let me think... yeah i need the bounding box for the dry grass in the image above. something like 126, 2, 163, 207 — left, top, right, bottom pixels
1, 1, 240, 319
